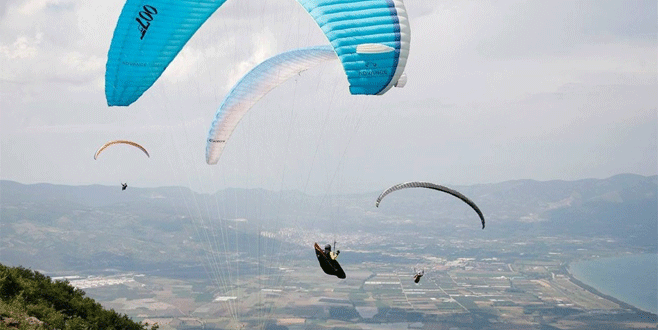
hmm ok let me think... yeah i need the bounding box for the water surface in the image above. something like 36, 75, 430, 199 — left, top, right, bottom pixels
570, 253, 657, 314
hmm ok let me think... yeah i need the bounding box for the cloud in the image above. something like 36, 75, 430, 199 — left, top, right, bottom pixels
0, 32, 42, 60
17, 0, 62, 15
0, 38, 103, 86
18, 115, 206, 134
466, 1, 657, 60
224, 30, 277, 89
0, 0, 105, 86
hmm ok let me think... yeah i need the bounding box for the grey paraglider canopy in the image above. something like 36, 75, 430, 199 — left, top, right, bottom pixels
375, 181, 486, 229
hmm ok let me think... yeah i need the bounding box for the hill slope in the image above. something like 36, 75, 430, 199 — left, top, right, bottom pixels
0, 263, 157, 329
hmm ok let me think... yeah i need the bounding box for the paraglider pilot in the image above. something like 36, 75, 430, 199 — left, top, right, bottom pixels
414, 269, 424, 283
121, 183, 127, 191
314, 242, 346, 279
324, 243, 340, 260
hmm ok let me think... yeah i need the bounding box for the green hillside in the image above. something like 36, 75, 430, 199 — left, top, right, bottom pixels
0, 263, 157, 330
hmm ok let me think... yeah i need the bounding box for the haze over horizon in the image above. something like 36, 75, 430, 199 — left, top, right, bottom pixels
1, 172, 656, 196
1, 0, 656, 194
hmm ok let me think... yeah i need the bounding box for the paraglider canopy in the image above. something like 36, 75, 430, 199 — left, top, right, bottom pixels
376, 181, 486, 229
206, 46, 338, 164
94, 140, 150, 160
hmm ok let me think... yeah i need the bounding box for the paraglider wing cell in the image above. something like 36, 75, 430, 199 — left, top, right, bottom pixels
375, 181, 486, 229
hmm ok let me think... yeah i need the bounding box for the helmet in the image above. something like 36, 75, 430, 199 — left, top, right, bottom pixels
324, 244, 331, 251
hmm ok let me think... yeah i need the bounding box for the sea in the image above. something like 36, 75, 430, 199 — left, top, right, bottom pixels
569, 253, 657, 314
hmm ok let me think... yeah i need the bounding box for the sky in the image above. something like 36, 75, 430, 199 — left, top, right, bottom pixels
1, 0, 656, 194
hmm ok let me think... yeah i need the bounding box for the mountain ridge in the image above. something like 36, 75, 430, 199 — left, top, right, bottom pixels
1, 173, 655, 273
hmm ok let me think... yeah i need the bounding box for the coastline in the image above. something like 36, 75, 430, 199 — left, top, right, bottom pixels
563, 262, 657, 318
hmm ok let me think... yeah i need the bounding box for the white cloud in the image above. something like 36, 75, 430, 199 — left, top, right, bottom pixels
17, 0, 64, 16
0, 32, 42, 59
225, 30, 277, 89
60, 51, 104, 76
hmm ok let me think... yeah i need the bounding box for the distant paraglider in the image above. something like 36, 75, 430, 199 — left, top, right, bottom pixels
413, 269, 424, 283
93, 140, 150, 160
375, 181, 486, 229
94, 141, 148, 189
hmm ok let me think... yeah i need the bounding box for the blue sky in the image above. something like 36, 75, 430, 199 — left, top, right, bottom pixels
1, 0, 656, 194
